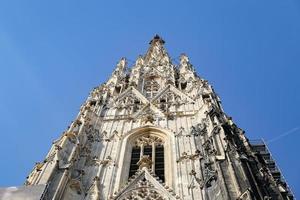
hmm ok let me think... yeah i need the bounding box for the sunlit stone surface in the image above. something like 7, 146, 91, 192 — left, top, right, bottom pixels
10, 35, 294, 200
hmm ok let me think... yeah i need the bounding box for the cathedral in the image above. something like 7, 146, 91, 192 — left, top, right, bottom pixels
3, 35, 294, 200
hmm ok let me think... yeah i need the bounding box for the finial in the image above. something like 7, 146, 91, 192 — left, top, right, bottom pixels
149, 34, 165, 45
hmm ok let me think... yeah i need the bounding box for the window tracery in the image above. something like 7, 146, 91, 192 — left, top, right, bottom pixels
129, 135, 165, 182
144, 79, 159, 99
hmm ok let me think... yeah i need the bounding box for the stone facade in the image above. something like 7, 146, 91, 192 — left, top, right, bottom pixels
25, 35, 294, 200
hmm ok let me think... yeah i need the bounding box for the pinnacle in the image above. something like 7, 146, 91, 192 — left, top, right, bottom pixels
144, 35, 169, 65
149, 34, 165, 45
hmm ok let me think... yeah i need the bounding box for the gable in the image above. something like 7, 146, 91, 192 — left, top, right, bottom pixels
115, 86, 149, 105
112, 169, 179, 200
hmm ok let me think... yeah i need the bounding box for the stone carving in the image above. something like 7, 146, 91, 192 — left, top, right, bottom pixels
135, 135, 163, 146
201, 162, 217, 189
86, 156, 115, 167
188, 170, 202, 190
112, 168, 179, 200
191, 123, 207, 137
177, 150, 202, 163
175, 127, 185, 137
112, 130, 122, 140
140, 107, 156, 124
102, 133, 113, 142
203, 138, 216, 156
115, 90, 145, 114
118, 179, 164, 200
202, 117, 210, 127
80, 145, 91, 158
211, 125, 221, 135
199, 154, 217, 189
137, 155, 152, 170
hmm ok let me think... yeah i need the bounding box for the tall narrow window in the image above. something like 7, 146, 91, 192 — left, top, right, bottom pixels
155, 144, 165, 181
129, 146, 140, 177
143, 145, 152, 157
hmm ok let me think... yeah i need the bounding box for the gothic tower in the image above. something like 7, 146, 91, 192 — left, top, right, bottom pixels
25, 35, 294, 200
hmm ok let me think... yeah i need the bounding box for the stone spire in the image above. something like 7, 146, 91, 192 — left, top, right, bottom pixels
18, 36, 294, 200
140, 35, 176, 88
144, 34, 171, 66
178, 53, 196, 91
106, 57, 127, 86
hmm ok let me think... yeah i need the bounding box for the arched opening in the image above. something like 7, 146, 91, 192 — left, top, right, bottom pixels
116, 126, 174, 188
128, 134, 165, 181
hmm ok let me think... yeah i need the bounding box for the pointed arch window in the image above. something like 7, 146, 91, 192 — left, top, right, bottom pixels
128, 135, 165, 182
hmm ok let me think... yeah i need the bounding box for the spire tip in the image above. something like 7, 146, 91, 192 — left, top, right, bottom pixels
149, 34, 165, 45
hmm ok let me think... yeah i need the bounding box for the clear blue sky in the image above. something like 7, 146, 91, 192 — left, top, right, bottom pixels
0, 0, 299, 197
